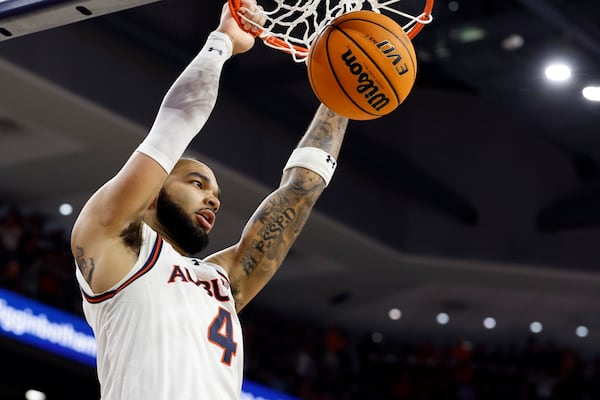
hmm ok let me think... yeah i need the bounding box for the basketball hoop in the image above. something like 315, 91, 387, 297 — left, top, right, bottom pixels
228, 0, 434, 62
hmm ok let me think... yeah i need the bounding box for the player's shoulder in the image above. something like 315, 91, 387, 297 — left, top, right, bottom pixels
196, 257, 230, 279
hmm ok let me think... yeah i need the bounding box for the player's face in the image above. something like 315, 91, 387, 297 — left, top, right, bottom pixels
156, 160, 221, 255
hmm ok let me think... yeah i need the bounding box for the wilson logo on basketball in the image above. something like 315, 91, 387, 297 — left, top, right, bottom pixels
341, 49, 390, 112
376, 40, 410, 76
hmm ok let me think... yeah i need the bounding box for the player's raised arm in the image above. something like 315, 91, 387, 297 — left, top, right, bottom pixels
205, 104, 349, 311
70, 1, 259, 294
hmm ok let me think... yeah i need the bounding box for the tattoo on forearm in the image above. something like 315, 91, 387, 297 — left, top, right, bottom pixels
305, 119, 335, 151
240, 188, 315, 278
241, 206, 295, 277
75, 246, 95, 284
238, 105, 347, 286
300, 105, 348, 155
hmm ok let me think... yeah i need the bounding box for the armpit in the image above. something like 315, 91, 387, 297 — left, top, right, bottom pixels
120, 221, 143, 252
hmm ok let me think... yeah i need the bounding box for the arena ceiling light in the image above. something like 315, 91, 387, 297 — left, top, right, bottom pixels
483, 317, 496, 329
529, 321, 543, 334
582, 86, 600, 101
436, 312, 449, 325
544, 62, 571, 82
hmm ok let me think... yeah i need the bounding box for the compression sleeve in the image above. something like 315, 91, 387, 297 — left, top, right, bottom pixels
136, 31, 233, 173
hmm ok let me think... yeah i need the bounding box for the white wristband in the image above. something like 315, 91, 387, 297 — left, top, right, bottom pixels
136, 31, 233, 173
283, 147, 337, 186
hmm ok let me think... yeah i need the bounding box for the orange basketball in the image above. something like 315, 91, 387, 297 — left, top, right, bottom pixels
307, 11, 418, 120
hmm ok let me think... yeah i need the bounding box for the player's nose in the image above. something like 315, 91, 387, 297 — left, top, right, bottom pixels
206, 193, 220, 213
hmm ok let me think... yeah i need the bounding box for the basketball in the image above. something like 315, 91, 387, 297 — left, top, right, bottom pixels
306, 11, 418, 120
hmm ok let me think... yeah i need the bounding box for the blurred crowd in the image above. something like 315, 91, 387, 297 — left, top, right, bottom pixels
2, 204, 600, 400
0, 205, 80, 313
242, 309, 600, 400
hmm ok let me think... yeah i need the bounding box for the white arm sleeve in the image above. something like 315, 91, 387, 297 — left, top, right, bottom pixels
136, 30, 233, 173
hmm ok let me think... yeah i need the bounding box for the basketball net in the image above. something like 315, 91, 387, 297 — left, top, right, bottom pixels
228, 0, 434, 62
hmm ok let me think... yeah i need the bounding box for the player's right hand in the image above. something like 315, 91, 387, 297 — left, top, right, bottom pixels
217, 0, 266, 55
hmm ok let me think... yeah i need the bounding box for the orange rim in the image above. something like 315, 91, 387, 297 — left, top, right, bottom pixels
228, 0, 434, 54
406, 0, 435, 40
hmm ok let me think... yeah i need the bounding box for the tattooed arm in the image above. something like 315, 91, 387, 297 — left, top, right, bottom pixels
205, 104, 349, 311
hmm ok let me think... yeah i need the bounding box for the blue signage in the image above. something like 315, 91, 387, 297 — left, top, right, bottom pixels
0, 288, 96, 366
241, 380, 299, 400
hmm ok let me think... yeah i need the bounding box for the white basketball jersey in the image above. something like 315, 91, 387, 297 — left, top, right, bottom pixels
76, 223, 244, 400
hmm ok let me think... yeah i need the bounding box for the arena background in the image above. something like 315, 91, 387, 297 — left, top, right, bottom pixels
1, 0, 600, 398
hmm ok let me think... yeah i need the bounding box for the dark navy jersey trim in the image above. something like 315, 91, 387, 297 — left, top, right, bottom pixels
215, 269, 230, 286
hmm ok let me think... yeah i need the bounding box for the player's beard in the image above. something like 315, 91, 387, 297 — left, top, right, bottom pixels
156, 188, 210, 255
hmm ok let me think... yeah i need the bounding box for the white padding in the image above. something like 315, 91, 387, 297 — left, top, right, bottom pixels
283, 147, 337, 186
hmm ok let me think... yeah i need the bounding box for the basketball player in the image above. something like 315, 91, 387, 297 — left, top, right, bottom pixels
70, 1, 348, 399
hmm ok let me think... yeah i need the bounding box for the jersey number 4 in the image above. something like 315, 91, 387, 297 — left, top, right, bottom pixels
208, 307, 238, 366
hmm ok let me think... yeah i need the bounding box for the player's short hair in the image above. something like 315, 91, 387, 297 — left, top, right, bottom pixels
180, 153, 201, 163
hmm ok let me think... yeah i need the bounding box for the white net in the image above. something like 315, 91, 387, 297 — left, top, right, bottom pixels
234, 0, 434, 62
